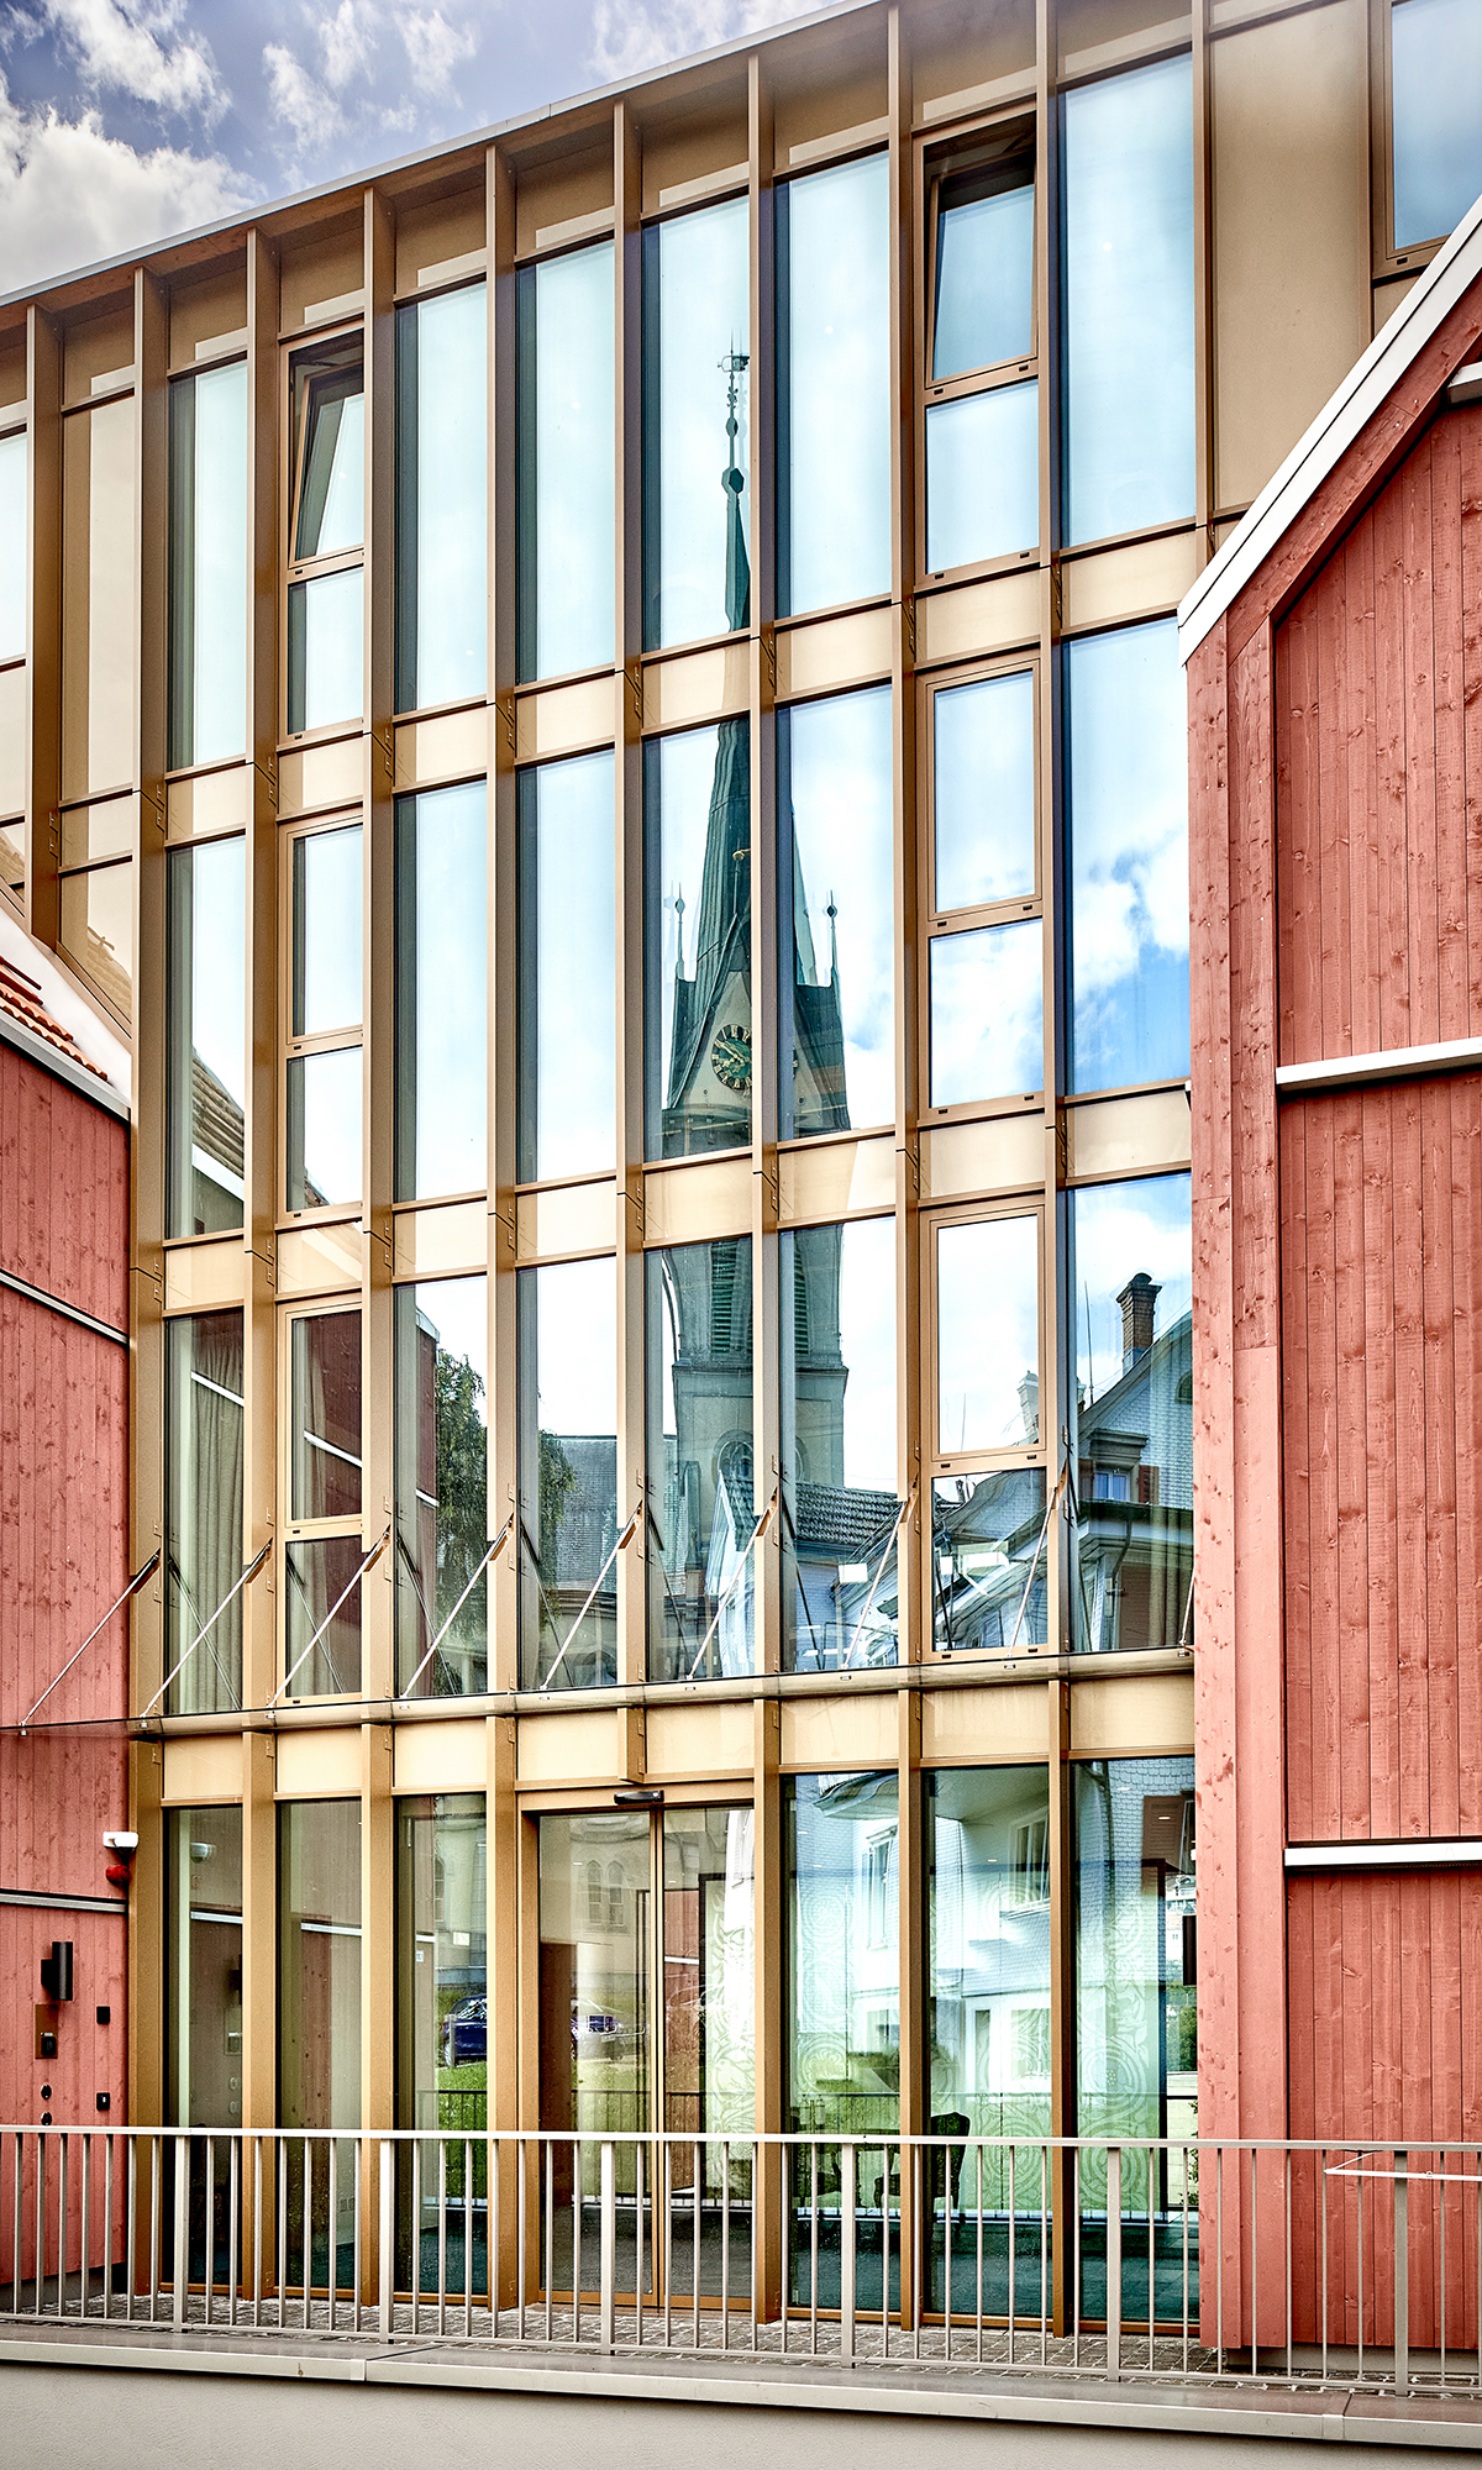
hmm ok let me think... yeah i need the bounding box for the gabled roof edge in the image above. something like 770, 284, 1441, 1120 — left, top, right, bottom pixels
1177, 186, 1482, 666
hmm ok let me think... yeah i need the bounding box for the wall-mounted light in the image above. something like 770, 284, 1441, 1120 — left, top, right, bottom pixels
40, 1941, 74, 2003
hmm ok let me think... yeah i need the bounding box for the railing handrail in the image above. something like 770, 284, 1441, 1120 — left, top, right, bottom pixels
3, 2123, 1480, 2156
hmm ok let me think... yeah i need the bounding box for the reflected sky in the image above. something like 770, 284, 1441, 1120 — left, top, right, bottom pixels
1061, 56, 1194, 544
526, 242, 614, 679
1071, 1172, 1190, 1406
187, 361, 247, 764
294, 567, 363, 733
785, 685, 894, 1133
0, 432, 22, 662
926, 379, 1038, 573
535, 1254, 616, 1437
783, 152, 891, 615
933, 181, 1034, 380
190, 835, 246, 1107
413, 1274, 488, 1396
294, 824, 362, 1037
649, 199, 749, 648
304, 388, 363, 559
291, 1046, 361, 1207
1393, 0, 1482, 248
937, 1213, 1040, 1455
402, 780, 487, 1197
934, 669, 1036, 912
930, 919, 1043, 1107
834, 1216, 897, 1491
1066, 618, 1189, 1092
523, 749, 614, 1181
404, 282, 487, 709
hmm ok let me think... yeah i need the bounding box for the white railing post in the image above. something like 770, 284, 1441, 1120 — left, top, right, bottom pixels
1393, 2149, 1409, 2398
600, 2141, 616, 2354
379, 2140, 394, 2338
1105, 2146, 1121, 2380
839, 2144, 856, 2368
172, 2136, 189, 2331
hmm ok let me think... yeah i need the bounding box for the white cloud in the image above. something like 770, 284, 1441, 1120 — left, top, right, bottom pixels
41, 0, 225, 119
319, 0, 378, 91
587, 0, 811, 82
403, 8, 477, 96
262, 39, 338, 152
0, 73, 253, 291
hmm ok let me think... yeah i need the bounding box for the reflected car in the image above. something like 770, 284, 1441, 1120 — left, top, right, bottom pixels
440, 1995, 487, 2067
572, 2000, 623, 2048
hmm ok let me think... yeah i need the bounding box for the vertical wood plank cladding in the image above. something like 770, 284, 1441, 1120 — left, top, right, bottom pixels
1282, 1074, 1482, 1841
1276, 405, 1482, 1067
0, 1046, 127, 1328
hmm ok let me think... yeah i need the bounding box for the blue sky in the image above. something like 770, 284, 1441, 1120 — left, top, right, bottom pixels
0, 0, 821, 292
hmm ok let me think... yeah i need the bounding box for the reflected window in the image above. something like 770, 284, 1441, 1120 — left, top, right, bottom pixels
396, 281, 487, 712
279, 1800, 362, 2129
287, 336, 364, 735
397, 1794, 487, 2133
779, 153, 890, 615
0, 427, 24, 663
786, 1773, 900, 2138
663, 1807, 754, 2138
166, 1807, 244, 2127
168, 361, 247, 768
166, 837, 245, 1237
291, 1310, 361, 1521
932, 1467, 1048, 1653
779, 687, 893, 1138
1061, 57, 1194, 545
929, 918, 1042, 1108
1065, 618, 1188, 1092
930, 129, 1034, 380
933, 669, 1036, 913
926, 379, 1037, 574
538, 1811, 650, 2136
518, 751, 614, 1182
517, 242, 614, 681
1070, 1174, 1192, 1655
647, 1236, 755, 1681
645, 721, 751, 1160
783, 1218, 900, 1672
396, 781, 487, 1199
165, 1311, 245, 1715
935, 1214, 1040, 1455
394, 1276, 488, 1696
286, 1309, 363, 1698
644, 198, 750, 649
519, 1256, 618, 1689
1393, 0, 1482, 249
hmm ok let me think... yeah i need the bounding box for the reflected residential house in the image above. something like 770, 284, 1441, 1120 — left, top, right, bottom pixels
1075, 1758, 1197, 2185
928, 1771, 1053, 2147
932, 1466, 1049, 1656
188, 1048, 245, 1231
1075, 1273, 1193, 1655
401, 1303, 489, 1697
532, 1431, 620, 1686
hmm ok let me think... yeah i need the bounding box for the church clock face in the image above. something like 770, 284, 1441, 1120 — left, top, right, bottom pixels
710, 1024, 752, 1093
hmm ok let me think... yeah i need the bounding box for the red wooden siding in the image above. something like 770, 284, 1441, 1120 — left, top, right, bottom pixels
0, 1042, 127, 1329
1275, 402, 1482, 1069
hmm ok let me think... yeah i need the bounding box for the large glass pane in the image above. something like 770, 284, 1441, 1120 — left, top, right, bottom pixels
932, 1467, 1049, 1653
925, 380, 1038, 573
780, 686, 893, 1137
538, 1811, 651, 2289
929, 920, 1042, 1108
1070, 1174, 1192, 1655
284, 1534, 364, 1698
279, 1800, 362, 2128
1065, 618, 1189, 1092
397, 1794, 487, 2134
780, 153, 890, 615
292, 824, 362, 1036
645, 199, 750, 649
663, 1806, 755, 2295
286, 1046, 361, 1210
645, 720, 751, 1159
396, 283, 487, 711
0, 428, 24, 661
1393, 0, 1482, 249
61, 395, 135, 799
168, 362, 247, 769
926, 1766, 1052, 2317
936, 1214, 1040, 1455
1076, 1755, 1197, 2322
166, 1807, 244, 2128
518, 751, 615, 1182
293, 344, 363, 559
783, 1217, 900, 1672
396, 780, 487, 1199
647, 1236, 755, 1681
932, 143, 1035, 380
519, 1256, 618, 1689
59, 857, 132, 1016
518, 243, 614, 681
394, 1276, 489, 1697
934, 670, 1035, 913
165, 837, 246, 1237
287, 568, 363, 735
165, 1310, 244, 1716
291, 1309, 362, 1522
1061, 57, 1194, 545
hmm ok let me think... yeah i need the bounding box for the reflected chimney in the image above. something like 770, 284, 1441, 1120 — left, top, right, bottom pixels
1117, 1272, 1160, 1372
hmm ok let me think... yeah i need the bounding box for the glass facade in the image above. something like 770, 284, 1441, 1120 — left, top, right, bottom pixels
0, 427, 23, 662
782, 1216, 900, 1671
397, 1793, 488, 2131
787, 1772, 900, 2138
165, 837, 246, 1238
168, 362, 247, 769
519, 1256, 618, 1688
644, 199, 750, 648
518, 751, 615, 1182
279, 1799, 362, 2128
779, 686, 894, 1137
646, 722, 751, 1159
518, 243, 614, 680
396, 282, 487, 712
1392, 0, 1482, 250
287, 335, 364, 736
647, 1235, 755, 1679
396, 780, 487, 1199
394, 1276, 489, 1695
166, 1806, 244, 2126
779, 153, 890, 614
286, 1309, 363, 1696
165, 1310, 245, 1715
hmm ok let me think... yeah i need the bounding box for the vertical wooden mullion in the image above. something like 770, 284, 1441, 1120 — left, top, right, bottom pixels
24, 303, 61, 954
615, 99, 647, 1700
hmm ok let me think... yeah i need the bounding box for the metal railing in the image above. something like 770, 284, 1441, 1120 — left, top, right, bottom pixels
0, 2128, 1474, 2395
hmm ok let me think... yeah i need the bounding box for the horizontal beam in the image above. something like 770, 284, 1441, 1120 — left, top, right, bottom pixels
1286, 1838, 1482, 1871
1275, 1035, 1482, 1095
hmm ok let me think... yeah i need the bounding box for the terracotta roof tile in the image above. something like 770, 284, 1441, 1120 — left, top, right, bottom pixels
0, 955, 109, 1084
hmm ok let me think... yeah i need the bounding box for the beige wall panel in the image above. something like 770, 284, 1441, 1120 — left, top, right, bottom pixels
162, 1734, 242, 1805
166, 764, 249, 840
61, 397, 136, 800
274, 1726, 364, 1797
1374, 274, 1420, 337
0, 350, 25, 415
644, 1152, 751, 1246
0, 666, 26, 816
1070, 1672, 1195, 1755
394, 1718, 487, 1792
515, 677, 614, 761
164, 1236, 246, 1315
61, 792, 135, 868
641, 107, 749, 216
280, 228, 364, 329
912, 0, 1035, 124
517, 1709, 623, 1783
643, 642, 749, 732
917, 571, 1038, 667
1212, 1, 1368, 515
921, 1113, 1045, 1202
1059, 1, 1191, 77
923, 1683, 1047, 1764
516, 148, 614, 258
393, 1199, 487, 1278
515, 1178, 617, 1262
63, 309, 133, 401
645, 1699, 755, 1778
394, 707, 487, 787
59, 860, 131, 1019
169, 269, 246, 366
278, 735, 362, 816
1068, 1087, 1191, 1181
277, 1219, 363, 1297
776, 606, 892, 700
1061, 530, 1200, 635
778, 1134, 895, 1225
781, 1691, 896, 1770
775, 68, 888, 168
395, 191, 486, 292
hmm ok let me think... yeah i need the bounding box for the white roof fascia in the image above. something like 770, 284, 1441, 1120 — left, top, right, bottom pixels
1177, 186, 1482, 666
